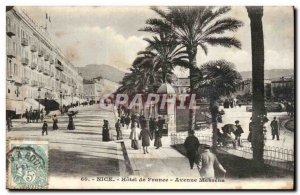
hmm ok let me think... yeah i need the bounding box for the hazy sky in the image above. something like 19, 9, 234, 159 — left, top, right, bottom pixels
19, 6, 294, 74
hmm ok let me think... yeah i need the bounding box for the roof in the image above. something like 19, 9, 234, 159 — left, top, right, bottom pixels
157, 83, 175, 94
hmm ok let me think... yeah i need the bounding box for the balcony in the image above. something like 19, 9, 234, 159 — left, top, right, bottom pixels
7, 48, 16, 58
44, 54, 50, 61
37, 65, 43, 72
31, 80, 38, 87
49, 58, 54, 64
55, 74, 60, 81
43, 67, 50, 75
30, 62, 37, 69
21, 38, 29, 46
22, 77, 30, 85
50, 71, 54, 77
55, 62, 64, 71
38, 49, 44, 57
30, 44, 37, 52
21, 57, 29, 66
6, 25, 16, 37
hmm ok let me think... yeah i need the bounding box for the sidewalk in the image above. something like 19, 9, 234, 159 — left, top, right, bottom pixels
120, 127, 199, 178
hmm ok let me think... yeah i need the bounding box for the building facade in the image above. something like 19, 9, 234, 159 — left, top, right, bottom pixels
83, 79, 102, 102
6, 7, 84, 115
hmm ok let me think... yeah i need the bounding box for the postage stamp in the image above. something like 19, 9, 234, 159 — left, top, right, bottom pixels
6, 140, 48, 189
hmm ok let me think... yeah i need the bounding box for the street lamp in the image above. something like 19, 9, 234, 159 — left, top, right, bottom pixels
38, 87, 41, 112
60, 91, 63, 113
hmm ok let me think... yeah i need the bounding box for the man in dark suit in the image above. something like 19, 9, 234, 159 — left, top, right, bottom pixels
184, 130, 200, 169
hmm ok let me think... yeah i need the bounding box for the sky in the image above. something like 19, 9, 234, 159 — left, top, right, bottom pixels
19, 6, 294, 75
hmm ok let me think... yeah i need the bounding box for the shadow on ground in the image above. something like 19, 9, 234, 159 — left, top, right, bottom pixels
49, 149, 120, 177
173, 144, 294, 179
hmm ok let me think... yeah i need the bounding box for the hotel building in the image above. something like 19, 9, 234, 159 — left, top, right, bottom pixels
6, 7, 84, 116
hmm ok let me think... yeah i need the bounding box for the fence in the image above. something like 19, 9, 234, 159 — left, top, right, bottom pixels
170, 132, 294, 171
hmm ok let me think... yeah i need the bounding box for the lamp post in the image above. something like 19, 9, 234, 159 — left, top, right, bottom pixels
38, 87, 41, 112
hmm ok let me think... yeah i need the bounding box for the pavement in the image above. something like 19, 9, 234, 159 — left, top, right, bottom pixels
6, 104, 294, 179
7, 105, 127, 178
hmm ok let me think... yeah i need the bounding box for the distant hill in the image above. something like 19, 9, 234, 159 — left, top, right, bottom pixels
78, 64, 126, 83
240, 69, 294, 80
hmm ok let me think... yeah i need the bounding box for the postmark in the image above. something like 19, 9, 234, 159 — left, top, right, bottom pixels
7, 140, 48, 189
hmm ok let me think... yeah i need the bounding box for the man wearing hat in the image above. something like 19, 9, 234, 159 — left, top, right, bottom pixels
42, 120, 48, 136
234, 120, 244, 147
270, 117, 279, 140
197, 144, 226, 178
184, 130, 200, 169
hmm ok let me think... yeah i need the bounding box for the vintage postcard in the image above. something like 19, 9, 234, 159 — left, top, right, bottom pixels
6, 6, 295, 190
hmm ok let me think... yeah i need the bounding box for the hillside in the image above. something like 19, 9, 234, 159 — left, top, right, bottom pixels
78, 64, 126, 83
240, 69, 294, 80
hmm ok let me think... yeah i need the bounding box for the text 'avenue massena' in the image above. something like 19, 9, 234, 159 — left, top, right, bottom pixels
83, 177, 225, 183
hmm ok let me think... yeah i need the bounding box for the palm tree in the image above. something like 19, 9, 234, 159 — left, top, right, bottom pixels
192, 60, 242, 148
141, 6, 244, 130
117, 33, 189, 96
246, 6, 265, 165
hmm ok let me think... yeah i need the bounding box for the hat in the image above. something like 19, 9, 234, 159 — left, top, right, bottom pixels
235, 120, 239, 123
43, 120, 47, 122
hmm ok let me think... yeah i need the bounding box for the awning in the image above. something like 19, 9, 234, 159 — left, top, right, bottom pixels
24, 98, 45, 110
6, 99, 24, 114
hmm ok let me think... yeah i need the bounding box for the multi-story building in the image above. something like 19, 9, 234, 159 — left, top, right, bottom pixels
271, 76, 294, 101
83, 78, 102, 102
6, 7, 84, 116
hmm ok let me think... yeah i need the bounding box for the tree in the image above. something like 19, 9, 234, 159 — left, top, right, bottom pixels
117, 33, 189, 96
192, 60, 242, 148
141, 6, 244, 130
246, 6, 265, 165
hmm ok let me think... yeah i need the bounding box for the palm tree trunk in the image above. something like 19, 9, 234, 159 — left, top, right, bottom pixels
247, 6, 265, 166
210, 98, 219, 151
188, 47, 197, 131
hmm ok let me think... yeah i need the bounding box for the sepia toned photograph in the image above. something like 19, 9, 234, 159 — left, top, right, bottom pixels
5, 5, 295, 190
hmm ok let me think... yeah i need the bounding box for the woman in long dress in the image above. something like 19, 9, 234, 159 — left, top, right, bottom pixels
52, 114, 58, 130
139, 128, 152, 154
129, 122, 141, 150
67, 111, 77, 130
154, 128, 162, 149
102, 120, 111, 142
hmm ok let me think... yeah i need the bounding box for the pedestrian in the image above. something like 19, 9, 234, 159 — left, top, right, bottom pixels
29, 107, 33, 123
149, 117, 157, 138
35, 110, 40, 123
139, 114, 146, 130
7, 116, 12, 131
234, 120, 244, 147
42, 120, 48, 136
40, 109, 44, 122
125, 114, 131, 129
25, 109, 29, 123
102, 120, 111, 142
270, 117, 279, 140
120, 114, 125, 127
115, 119, 122, 140
154, 127, 162, 149
129, 122, 141, 150
197, 144, 226, 178
184, 130, 200, 169
139, 128, 152, 154
67, 111, 77, 130
247, 117, 253, 142
52, 114, 59, 130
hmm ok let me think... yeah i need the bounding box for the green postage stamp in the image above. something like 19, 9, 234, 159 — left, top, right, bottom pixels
6, 140, 48, 189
